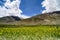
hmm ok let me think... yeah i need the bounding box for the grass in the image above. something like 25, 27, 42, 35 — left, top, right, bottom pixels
0, 25, 60, 40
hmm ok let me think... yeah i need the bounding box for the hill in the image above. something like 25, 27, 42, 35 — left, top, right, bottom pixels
0, 16, 21, 23
0, 11, 60, 25
17, 11, 60, 25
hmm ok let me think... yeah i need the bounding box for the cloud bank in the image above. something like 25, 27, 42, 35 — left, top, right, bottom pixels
42, 0, 60, 13
0, 0, 30, 19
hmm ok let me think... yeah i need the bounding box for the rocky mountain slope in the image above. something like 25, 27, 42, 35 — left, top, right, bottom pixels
17, 11, 60, 25
0, 16, 21, 23
0, 11, 60, 25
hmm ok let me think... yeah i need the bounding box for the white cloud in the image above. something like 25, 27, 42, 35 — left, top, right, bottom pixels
41, 0, 60, 13
0, 0, 30, 19
20, 15, 30, 19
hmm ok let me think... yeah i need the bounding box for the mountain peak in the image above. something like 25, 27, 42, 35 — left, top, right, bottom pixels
52, 11, 60, 13
0, 11, 60, 25
0, 16, 21, 23
18, 11, 60, 25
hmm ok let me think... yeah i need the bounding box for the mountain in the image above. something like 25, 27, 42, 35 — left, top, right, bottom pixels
0, 11, 60, 25
17, 11, 60, 25
0, 16, 21, 23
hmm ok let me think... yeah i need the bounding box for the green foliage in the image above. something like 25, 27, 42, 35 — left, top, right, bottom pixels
0, 25, 60, 40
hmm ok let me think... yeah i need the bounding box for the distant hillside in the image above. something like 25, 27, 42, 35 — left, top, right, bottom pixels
17, 11, 60, 25
0, 11, 60, 25
0, 16, 21, 23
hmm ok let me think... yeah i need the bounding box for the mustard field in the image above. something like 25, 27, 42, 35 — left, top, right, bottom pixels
0, 25, 60, 40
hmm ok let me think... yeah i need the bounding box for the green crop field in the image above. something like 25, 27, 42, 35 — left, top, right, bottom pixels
0, 25, 60, 40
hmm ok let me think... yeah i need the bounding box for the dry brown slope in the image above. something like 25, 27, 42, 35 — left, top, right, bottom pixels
16, 11, 60, 25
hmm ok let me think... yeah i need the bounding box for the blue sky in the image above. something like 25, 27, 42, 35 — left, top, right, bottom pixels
20, 0, 44, 16
0, 0, 44, 17
0, 0, 6, 6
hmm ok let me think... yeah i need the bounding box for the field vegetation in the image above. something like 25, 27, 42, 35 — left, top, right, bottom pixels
0, 24, 60, 40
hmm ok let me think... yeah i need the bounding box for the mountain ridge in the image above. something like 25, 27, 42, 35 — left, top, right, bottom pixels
0, 16, 21, 23
0, 11, 60, 25
18, 11, 60, 25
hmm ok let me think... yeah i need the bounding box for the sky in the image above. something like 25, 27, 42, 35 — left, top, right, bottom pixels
42, 0, 60, 13
20, 0, 44, 16
0, 0, 44, 19
0, 0, 60, 19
